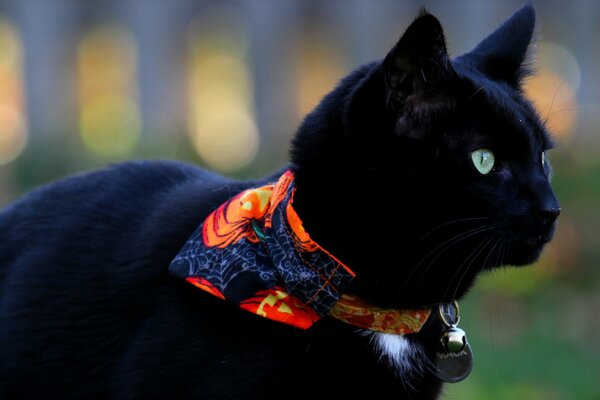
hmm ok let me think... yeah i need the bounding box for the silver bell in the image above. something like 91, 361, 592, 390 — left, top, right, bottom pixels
441, 327, 467, 353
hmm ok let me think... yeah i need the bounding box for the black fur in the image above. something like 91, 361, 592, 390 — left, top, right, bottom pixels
0, 5, 558, 399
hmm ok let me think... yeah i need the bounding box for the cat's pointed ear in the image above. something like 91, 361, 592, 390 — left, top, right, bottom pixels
456, 3, 536, 87
383, 10, 454, 101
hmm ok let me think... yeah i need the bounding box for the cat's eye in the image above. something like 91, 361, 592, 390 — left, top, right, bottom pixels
471, 148, 495, 175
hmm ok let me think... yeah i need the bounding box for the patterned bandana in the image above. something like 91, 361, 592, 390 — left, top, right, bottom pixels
169, 170, 431, 334
169, 171, 356, 329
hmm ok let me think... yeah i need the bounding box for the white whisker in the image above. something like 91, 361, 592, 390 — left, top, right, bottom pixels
446, 236, 494, 301
404, 225, 499, 296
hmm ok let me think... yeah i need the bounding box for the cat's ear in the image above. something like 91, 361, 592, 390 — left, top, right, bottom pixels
456, 3, 536, 87
383, 10, 454, 104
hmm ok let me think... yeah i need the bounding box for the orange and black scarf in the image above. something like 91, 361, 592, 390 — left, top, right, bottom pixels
170, 171, 430, 333
170, 171, 355, 329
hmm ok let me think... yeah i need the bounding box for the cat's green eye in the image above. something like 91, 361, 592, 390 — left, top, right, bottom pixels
471, 148, 495, 175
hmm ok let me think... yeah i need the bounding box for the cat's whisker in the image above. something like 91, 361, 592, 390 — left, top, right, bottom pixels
409, 216, 496, 252
414, 224, 499, 270
446, 236, 495, 301
401, 225, 499, 298
443, 240, 488, 301
449, 236, 504, 302
543, 80, 565, 126
500, 240, 510, 267
467, 85, 486, 100
482, 237, 502, 271
544, 107, 581, 125
493, 239, 506, 269
398, 225, 495, 296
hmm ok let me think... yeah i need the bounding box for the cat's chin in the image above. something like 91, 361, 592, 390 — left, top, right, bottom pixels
501, 238, 551, 267
495, 222, 556, 267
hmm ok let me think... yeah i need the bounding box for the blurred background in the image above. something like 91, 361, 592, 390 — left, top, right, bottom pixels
0, 0, 597, 398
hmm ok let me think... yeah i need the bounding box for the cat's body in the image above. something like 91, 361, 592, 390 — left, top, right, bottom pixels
0, 5, 559, 400
0, 160, 443, 399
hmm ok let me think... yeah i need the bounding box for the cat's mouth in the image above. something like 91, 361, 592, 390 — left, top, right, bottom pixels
525, 234, 550, 247
501, 223, 556, 266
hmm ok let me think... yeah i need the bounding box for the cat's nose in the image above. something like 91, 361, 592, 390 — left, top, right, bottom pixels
530, 179, 560, 227
538, 207, 561, 226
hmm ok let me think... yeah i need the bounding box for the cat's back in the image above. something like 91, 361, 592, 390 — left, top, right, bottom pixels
0, 160, 234, 278
0, 160, 257, 397
0, 159, 265, 299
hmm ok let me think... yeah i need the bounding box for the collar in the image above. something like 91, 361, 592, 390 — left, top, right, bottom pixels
169, 170, 431, 334
329, 295, 431, 335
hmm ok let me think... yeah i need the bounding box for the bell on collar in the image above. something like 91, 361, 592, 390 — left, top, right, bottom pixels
435, 301, 473, 383
440, 326, 467, 354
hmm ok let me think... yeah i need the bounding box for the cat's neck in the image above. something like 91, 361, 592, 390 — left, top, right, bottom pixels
288, 72, 467, 308
290, 66, 376, 271
291, 171, 364, 276
288, 62, 437, 308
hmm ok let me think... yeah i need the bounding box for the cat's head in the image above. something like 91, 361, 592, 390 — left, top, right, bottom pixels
291, 4, 560, 307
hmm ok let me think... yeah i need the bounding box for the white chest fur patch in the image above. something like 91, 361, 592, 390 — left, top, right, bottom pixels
367, 332, 428, 378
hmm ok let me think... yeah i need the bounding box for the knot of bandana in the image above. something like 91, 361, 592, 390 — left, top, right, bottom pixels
169, 170, 356, 329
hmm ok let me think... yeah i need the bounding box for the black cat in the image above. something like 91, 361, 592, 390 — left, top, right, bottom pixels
0, 4, 559, 400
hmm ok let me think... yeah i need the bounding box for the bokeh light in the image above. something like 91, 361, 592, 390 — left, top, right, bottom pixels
294, 29, 345, 119
524, 42, 580, 141
77, 26, 140, 158
187, 6, 258, 173
0, 18, 27, 165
